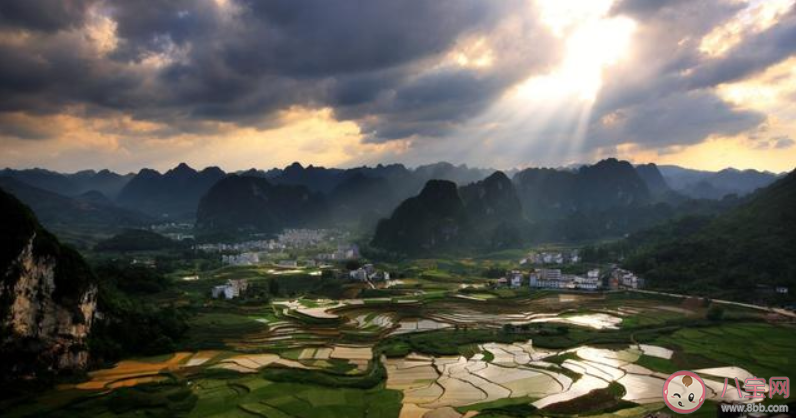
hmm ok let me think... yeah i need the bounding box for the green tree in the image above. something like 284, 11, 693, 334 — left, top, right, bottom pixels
707, 304, 725, 321
268, 278, 280, 296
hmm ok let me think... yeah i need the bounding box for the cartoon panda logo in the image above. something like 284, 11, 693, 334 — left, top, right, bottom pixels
663, 371, 706, 414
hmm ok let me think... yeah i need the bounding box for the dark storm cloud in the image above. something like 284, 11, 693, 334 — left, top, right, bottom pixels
0, 0, 791, 155
0, 0, 98, 32
235, 1, 502, 76
0, 0, 537, 140
98, 0, 496, 75
356, 68, 523, 141
0, 30, 142, 116
591, 91, 764, 147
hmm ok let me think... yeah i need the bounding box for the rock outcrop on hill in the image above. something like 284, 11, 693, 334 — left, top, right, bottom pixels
0, 188, 97, 380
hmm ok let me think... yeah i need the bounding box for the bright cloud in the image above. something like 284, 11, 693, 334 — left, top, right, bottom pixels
699, 0, 794, 57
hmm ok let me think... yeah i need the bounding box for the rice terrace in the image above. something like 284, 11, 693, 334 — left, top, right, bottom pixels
3, 258, 794, 418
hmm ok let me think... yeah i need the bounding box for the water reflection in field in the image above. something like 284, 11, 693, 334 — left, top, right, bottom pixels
385, 341, 764, 418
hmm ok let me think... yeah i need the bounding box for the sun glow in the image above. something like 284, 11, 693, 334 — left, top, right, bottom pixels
560, 15, 636, 101
442, 0, 638, 168
511, 0, 636, 155
518, 0, 636, 103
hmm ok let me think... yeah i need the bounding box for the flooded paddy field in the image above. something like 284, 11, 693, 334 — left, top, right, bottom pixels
4, 291, 794, 418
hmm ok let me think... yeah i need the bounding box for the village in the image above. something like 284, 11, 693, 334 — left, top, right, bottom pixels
195, 229, 351, 254
193, 228, 361, 269
496, 267, 643, 291
492, 249, 644, 291
209, 246, 644, 300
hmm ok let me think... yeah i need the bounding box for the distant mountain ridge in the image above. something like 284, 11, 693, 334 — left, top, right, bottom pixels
328, 173, 397, 227
0, 168, 133, 198
658, 165, 778, 199
512, 158, 652, 220
0, 177, 150, 233
370, 159, 758, 254
117, 163, 226, 219
0, 161, 501, 232
195, 175, 328, 234
3, 161, 778, 202
2, 160, 780, 244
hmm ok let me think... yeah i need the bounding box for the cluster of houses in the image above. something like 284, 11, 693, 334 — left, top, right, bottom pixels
316, 244, 360, 261
194, 228, 359, 269
531, 268, 600, 290
349, 264, 390, 282
217, 246, 359, 268
150, 222, 194, 241
131, 257, 156, 268
520, 250, 581, 265
498, 267, 642, 291
222, 252, 260, 266
607, 268, 644, 290
211, 279, 249, 299
212, 242, 359, 268
276, 229, 330, 248
196, 240, 283, 253
197, 230, 344, 254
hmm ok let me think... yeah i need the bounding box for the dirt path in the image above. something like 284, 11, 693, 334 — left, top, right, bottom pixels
627, 289, 796, 318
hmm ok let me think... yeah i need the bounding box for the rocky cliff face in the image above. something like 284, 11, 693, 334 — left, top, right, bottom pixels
1, 188, 97, 379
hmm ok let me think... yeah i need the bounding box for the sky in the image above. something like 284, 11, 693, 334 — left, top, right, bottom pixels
1, 0, 795, 173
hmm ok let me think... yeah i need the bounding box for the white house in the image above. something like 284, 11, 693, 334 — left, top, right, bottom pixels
509, 271, 524, 288
211, 285, 226, 298
277, 259, 298, 268
574, 274, 599, 290
349, 268, 368, 281
612, 268, 643, 289
529, 272, 539, 288
531, 268, 577, 289
211, 279, 249, 299
222, 252, 260, 266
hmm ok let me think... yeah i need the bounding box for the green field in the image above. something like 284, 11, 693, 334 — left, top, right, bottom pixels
4, 252, 795, 418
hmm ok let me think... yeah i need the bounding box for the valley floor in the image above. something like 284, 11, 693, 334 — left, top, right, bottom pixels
3, 287, 795, 418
